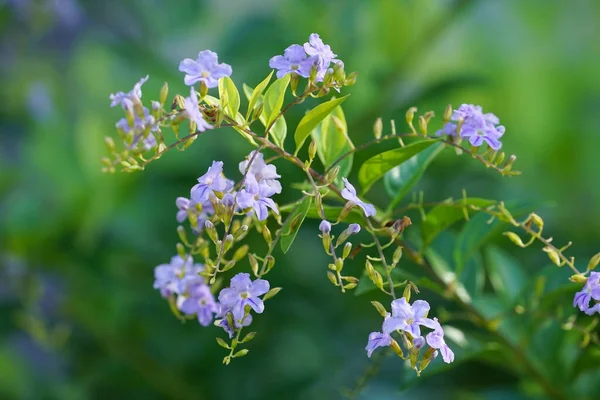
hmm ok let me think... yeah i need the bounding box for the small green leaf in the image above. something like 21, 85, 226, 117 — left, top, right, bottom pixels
294, 95, 349, 155
245, 71, 273, 120
218, 76, 240, 118
384, 143, 443, 212
270, 115, 287, 148
280, 197, 312, 253
216, 337, 230, 349
358, 139, 439, 193
421, 198, 497, 248
263, 74, 290, 128
311, 104, 353, 182
231, 111, 257, 146
485, 246, 527, 304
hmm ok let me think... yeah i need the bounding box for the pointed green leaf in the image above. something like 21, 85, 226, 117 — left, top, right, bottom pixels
242, 82, 286, 148
218, 76, 240, 119
358, 139, 439, 193
294, 95, 349, 155
384, 143, 443, 212
421, 198, 497, 248
263, 74, 290, 128
280, 196, 312, 253
311, 105, 354, 183
245, 71, 273, 120
485, 246, 527, 304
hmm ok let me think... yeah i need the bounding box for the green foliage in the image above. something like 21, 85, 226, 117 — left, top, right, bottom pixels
358, 139, 439, 193
262, 74, 290, 128
280, 196, 312, 253
218, 76, 240, 119
294, 95, 349, 154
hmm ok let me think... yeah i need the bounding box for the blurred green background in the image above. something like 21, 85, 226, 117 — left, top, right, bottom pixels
1, 0, 600, 399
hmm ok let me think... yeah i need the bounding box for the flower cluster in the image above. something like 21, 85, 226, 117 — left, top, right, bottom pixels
573, 272, 600, 315
216, 273, 270, 338
269, 33, 341, 82
110, 75, 160, 152
366, 298, 454, 364
437, 104, 505, 150
153, 255, 219, 326
176, 152, 281, 232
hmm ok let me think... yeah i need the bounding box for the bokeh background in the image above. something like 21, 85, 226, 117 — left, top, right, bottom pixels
1, 0, 600, 399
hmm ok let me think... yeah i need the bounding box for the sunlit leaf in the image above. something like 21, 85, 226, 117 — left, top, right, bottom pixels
294, 95, 349, 155
310, 105, 353, 182
218, 76, 240, 119
358, 139, 439, 193
262, 74, 290, 128
245, 71, 273, 120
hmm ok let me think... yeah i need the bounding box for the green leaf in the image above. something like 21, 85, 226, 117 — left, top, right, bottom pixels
245, 71, 273, 120
384, 143, 443, 212
421, 198, 497, 248
218, 76, 240, 119
358, 139, 439, 193
231, 111, 257, 146
243, 82, 286, 148
280, 196, 312, 253
262, 74, 290, 128
294, 95, 349, 155
311, 105, 354, 182
485, 246, 527, 304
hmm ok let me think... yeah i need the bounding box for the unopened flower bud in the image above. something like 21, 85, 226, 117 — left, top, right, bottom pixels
176, 243, 186, 259
443, 104, 453, 124
342, 242, 352, 259
290, 73, 299, 95
326, 166, 340, 183
413, 336, 425, 349
344, 71, 358, 86
252, 102, 264, 122
570, 274, 588, 283
160, 82, 169, 105
248, 253, 259, 276
319, 220, 331, 234
205, 220, 218, 244
233, 244, 249, 261
588, 252, 600, 271
151, 100, 161, 113
335, 258, 344, 272
346, 224, 361, 235
390, 338, 404, 358
494, 151, 506, 165
308, 140, 317, 161
403, 284, 412, 303
223, 234, 234, 252
370, 301, 387, 317
262, 227, 272, 244
373, 117, 383, 139
199, 82, 208, 99
104, 136, 115, 152
418, 115, 428, 135
406, 107, 417, 134
233, 224, 249, 239
327, 271, 338, 286
504, 231, 525, 247
393, 247, 403, 265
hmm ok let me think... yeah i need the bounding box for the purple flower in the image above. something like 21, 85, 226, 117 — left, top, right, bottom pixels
218, 273, 270, 323
217, 310, 253, 339
365, 331, 391, 358
190, 161, 233, 204
239, 150, 282, 194
184, 87, 213, 132
176, 197, 191, 223
153, 255, 204, 297
269, 44, 314, 79
319, 220, 331, 234
303, 33, 337, 70
341, 178, 376, 217
382, 298, 436, 338
437, 104, 505, 150
116, 107, 158, 135
177, 283, 218, 326
345, 223, 361, 235
413, 336, 426, 349
110, 75, 149, 109
179, 50, 232, 88
573, 272, 600, 315
237, 174, 279, 221
425, 318, 454, 364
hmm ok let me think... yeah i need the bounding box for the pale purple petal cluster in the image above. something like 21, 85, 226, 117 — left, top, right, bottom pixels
109, 75, 149, 109
217, 273, 269, 336
319, 220, 332, 234
341, 178, 376, 217
269, 33, 341, 82
366, 298, 454, 364
573, 272, 600, 315
191, 161, 234, 204
179, 50, 232, 88
183, 87, 213, 132
237, 151, 282, 221
115, 107, 158, 151
153, 255, 204, 298
436, 104, 505, 150
177, 283, 219, 326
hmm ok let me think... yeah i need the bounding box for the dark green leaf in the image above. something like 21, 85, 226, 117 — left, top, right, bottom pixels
280, 197, 312, 253
311, 104, 354, 182
294, 96, 349, 155
384, 143, 443, 212
485, 246, 527, 304
358, 139, 439, 193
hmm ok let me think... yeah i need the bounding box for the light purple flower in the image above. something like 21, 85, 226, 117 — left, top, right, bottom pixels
425, 318, 454, 364
269, 44, 314, 79
177, 283, 218, 326
153, 255, 204, 297
237, 174, 279, 221
110, 75, 149, 109
345, 223, 361, 235
319, 220, 331, 234
190, 161, 232, 203
382, 298, 436, 338
239, 151, 282, 194
217, 311, 253, 339
176, 197, 191, 223
413, 336, 426, 349
341, 178, 376, 217
436, 104, 505, 150
365, 331, 391, 358
179, 50, 232, 88
573, 272, 600, 314
116, 107, 157, 135
218, 273, 270, 323
184, 87, 213, 132
303, 33, 337, 69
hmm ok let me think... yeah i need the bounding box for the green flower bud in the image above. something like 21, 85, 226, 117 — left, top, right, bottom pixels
373, 117, 383, 139
342, 242, 352, 259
